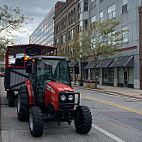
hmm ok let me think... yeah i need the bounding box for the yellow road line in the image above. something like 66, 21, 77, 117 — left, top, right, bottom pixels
81, 94, 142, 115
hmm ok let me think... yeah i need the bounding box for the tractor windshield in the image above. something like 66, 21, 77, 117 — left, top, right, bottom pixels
37, 59, 70, 86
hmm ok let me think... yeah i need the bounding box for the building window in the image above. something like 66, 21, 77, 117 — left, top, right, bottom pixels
99, 11, 103, 22
63, 34, 66, 43
91, 0, 95, 2
122, 25, 128, 43
80, 21, 83, 31
122, 0, 128, 14
68, 31, 71, 41
91, 15, 96, 23
91, 0, 96, 9
84, 0, 88, 11
108, 4, 116, 20
71, 29, 74, 40
77, 25, 80, 33
84, 19, 88, 29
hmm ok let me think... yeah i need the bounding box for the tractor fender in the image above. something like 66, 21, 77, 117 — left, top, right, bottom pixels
25, 80, 34, 105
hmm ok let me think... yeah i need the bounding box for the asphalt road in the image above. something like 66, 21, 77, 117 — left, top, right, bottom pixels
1, 78, 142, 142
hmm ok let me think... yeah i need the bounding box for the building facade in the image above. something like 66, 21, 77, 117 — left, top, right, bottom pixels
81, 0, 142, 89
29, 7, 55, 46
54, 0, 80, 55
29, 0, 142, 89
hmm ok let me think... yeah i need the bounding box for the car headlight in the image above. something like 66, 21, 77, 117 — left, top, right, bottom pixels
61, 95, 66, 101
68, 95, 73, 101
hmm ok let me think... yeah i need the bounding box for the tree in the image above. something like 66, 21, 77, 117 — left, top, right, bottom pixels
0, 5, 32, 60
68, 20, 126, 88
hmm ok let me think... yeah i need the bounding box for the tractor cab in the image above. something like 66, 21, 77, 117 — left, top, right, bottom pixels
26, 56, 73, 108
27, 56, 71, 87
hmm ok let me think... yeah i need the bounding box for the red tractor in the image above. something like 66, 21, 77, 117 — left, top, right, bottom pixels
17, 55, 92, 137
4, 44, 57, 107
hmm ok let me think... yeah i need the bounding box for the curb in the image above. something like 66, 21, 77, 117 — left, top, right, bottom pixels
73, 85, 142, 100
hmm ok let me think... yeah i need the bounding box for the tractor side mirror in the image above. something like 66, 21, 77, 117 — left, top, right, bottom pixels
26, 63, 32, 73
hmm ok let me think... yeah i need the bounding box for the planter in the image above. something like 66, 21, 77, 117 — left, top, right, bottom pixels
83, 82, 90, 88
89, 83, 96, 89
83, 82, 96, 88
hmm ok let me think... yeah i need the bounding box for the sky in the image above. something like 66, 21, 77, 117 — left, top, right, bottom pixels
1, 0, 65, 45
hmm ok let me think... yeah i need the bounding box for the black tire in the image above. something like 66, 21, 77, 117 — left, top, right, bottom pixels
74, 106, 92, 134
29, 106, 43, 137
17, 86, 29, 121
8, 91, 15, 107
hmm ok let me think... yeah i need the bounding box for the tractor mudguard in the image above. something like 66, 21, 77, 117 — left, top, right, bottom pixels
25, 80, 34, 104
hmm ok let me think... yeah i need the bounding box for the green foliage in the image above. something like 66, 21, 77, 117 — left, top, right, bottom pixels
68, 20, 126, 60
0, 5, 32, 60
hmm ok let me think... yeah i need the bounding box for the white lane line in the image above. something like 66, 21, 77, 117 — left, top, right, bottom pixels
92, 124, 125, 142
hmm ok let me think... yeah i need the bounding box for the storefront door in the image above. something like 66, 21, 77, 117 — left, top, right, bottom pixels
124, 71, 128, 87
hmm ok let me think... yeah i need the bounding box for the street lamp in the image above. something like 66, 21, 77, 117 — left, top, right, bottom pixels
79, 55, 83, 86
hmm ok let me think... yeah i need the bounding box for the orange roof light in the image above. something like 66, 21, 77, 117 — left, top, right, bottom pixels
6, 89, 9, 91
24, 57, 28, 60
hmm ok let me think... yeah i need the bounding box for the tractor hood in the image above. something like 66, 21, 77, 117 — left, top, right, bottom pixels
45, 81, 74, 93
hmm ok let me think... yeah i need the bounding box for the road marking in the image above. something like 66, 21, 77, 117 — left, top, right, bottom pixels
81, 94, 142, 115
92, 124, 125, 142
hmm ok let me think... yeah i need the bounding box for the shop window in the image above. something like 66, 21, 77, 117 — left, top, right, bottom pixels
102, 69, 108, 82
90, 69, 100, 80
118, 68, 123, 83
108, 68, 114, 82
102, 68, 114, 83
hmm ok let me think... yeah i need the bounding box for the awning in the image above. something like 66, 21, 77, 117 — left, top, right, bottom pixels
84, 61, 96, 69
96, 59, 113, 68
110, 56, 134, 68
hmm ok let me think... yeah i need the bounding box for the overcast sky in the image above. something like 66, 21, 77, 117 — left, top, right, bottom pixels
1, 0, 65, 44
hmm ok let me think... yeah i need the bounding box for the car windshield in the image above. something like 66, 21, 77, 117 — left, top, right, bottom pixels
37, 59, 70, 86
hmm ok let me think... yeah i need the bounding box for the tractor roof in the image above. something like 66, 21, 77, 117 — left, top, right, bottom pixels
31, 55, 69, 61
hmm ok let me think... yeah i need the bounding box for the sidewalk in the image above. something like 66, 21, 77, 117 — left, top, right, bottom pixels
72, 82, 142, 100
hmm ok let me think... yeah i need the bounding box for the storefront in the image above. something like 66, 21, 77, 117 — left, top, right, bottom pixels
84, 55, 134, 88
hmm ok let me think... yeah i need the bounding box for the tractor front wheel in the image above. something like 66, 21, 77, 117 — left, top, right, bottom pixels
29, 106, 44, 137
17, 86, 29, 121
74, 106, 92, 134
8, 91, 15, 107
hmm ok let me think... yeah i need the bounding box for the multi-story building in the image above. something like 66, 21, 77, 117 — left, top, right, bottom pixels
29, 7, 55, 46
29, 0, 142, 89
80, 0, 142, 89
54, 0, 80, 55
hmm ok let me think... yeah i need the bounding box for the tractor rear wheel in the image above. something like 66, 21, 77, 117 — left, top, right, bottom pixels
74, 106, 92, 134
17, 86, 29, 121
29, 106, 43, 137
8, 91, 15, 107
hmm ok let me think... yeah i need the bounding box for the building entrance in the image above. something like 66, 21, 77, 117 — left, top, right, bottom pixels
124, 71, 128, 87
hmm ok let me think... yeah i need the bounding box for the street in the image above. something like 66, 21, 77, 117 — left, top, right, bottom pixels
1, 78, 142, 142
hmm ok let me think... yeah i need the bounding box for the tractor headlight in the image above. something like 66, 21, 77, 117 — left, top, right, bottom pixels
68, 95, 73, 101
61, 95, 66, 101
